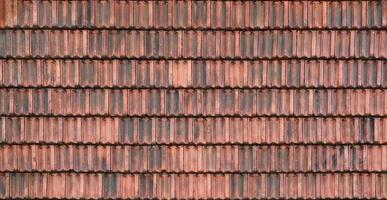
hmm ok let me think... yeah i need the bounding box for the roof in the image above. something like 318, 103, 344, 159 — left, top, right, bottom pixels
0, 0, 386, 199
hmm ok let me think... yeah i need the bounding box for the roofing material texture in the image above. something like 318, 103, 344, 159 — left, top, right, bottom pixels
0, 1, 386, 29
0, 0, 386, 199
0, 30, 386, 59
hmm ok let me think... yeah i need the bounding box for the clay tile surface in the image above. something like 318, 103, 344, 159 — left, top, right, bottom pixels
0, 0, 386, 199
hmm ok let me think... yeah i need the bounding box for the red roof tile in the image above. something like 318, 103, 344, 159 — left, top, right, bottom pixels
0, 0, 385, 199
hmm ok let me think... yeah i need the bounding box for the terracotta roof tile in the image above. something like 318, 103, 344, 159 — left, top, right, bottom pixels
1, 144, 386, 173
0, 1, 386, 30
0, 29, 386, 59
0, 173, 387, 199
1, 88, 385, 116
0, 0, 385, 199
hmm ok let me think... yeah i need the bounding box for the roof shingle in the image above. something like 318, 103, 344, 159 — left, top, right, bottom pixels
0, 0, 385, 199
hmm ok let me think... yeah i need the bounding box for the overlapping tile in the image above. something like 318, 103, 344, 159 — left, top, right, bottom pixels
0, 30, 385, 58
1, 144, 386, 173
1, 59, 386, 88
0, 173, 386, 199
0, 0, 385, 199
0, 117, 386, 145
0, 88, 385, 116
0, 0, 386, 30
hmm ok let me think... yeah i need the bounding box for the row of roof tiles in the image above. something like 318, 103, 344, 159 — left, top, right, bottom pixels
0, 0, 386, 29
1, 60, 386, 88
0, 30, 386, 58
0, 89, 385, 116
1, 144, 386, 172
0, 173, 385, 199
1, 117, 385, 144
